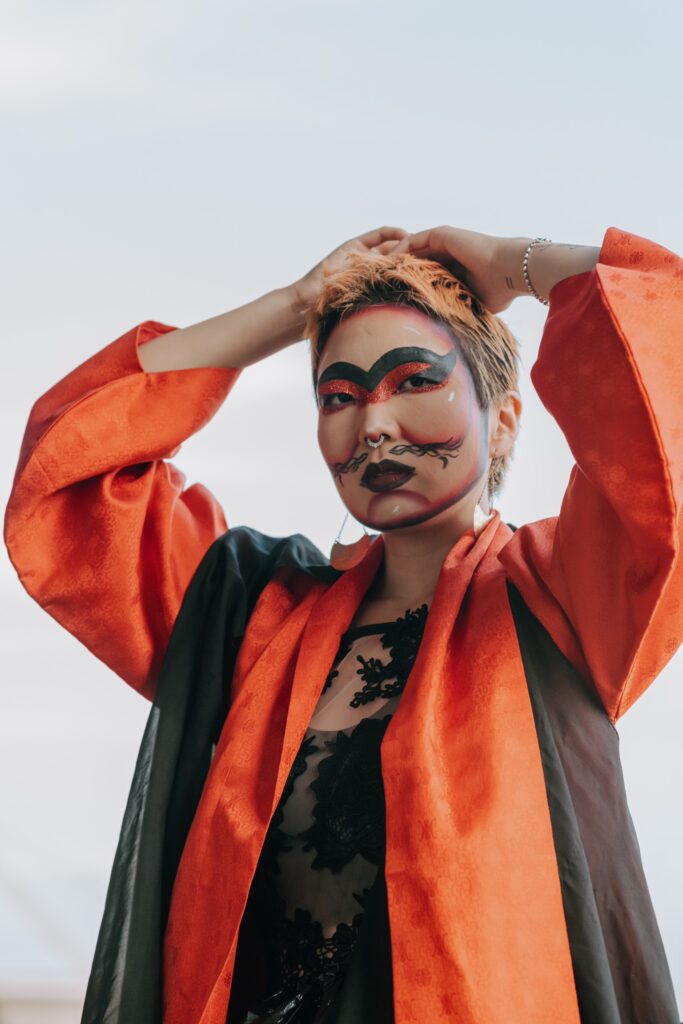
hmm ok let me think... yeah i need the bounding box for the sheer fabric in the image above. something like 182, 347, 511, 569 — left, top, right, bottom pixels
233, 604, 429, 1024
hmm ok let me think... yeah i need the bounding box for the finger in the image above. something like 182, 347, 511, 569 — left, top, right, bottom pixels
390, 233, 427, 255
389, 233, 469, 282
358, 225, 408, 248
389, 238, 409, 254
372, 239, 402, 255
397, 227, 456, 257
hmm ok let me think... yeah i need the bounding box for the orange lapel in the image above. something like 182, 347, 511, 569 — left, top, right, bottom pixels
274, 532, 386, 800
381, 512, 580, 1022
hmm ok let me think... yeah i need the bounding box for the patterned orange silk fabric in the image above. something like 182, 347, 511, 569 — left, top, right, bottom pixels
4, 228, 683, 1023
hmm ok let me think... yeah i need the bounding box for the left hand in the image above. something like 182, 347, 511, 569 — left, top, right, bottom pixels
293, 225, 408, 313
379, 226, 528, 313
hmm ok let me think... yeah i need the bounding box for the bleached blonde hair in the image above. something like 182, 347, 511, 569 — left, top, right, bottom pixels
304, 251, 521, 500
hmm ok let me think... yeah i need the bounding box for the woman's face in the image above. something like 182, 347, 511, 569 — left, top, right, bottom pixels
315, 304, 492, 533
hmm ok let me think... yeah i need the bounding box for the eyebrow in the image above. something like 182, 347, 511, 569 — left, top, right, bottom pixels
316, 344, 457, 393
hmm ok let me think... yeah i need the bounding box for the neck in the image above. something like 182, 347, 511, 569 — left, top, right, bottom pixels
368, 485, 491, 607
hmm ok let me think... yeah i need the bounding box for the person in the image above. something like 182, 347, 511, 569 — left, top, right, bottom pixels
4, 224, 682, 1024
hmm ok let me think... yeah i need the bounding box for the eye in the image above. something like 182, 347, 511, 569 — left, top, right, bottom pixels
319, 392, 355, 408
399, 375, 435, 391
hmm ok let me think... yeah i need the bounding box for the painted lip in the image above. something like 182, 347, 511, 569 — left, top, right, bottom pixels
360, 459, 416, 493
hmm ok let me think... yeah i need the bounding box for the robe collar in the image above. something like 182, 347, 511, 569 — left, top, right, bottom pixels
275, 511, 508, 796
163, 510, 580, 1023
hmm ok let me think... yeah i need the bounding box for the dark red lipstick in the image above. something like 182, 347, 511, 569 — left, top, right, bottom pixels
360, 459, 416, 493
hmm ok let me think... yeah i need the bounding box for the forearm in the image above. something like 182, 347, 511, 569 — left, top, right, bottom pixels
505, 226, 683, 719
137, 282, 307, 373
498, 238, 602, 304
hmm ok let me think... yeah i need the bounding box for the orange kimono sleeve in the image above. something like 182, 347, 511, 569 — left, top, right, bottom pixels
499, 227, 683, 723
3, 320, 242, 701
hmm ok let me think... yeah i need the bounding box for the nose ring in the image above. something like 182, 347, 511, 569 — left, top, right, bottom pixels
365, 434, 388, 449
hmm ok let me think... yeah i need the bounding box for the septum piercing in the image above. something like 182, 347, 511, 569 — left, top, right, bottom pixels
365, 434, 388, 448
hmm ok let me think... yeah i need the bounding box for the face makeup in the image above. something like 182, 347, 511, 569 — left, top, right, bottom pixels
316, 304, 490, 532
360, 458, 416, 493
317, 343, 457, 405
328, 451, 368, 484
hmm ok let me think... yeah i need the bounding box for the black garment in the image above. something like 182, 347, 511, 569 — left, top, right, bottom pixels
230, 608, 429, 1024
80, 529, 340, 1024
80, 526, 681, 1024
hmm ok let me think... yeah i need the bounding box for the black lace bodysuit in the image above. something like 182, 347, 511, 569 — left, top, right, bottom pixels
230, 603, 429, 1024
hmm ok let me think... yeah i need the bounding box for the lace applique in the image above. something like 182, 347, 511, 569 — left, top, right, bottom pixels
321, 667, 338, 696
260, 733, 320, 877
298, 716, 390, 871
321, 603, 428, 703
273, 888, 372, 993
320, 636, 352, 696
349, 603, 428, 707
245, 604, 429, 1020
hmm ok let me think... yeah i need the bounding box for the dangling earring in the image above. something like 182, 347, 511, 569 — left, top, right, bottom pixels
329, 511, 373, 570
472, 474, 495, 538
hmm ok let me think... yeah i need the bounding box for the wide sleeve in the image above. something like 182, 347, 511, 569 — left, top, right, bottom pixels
499, 226, 683, 723
3, 320, 242, 701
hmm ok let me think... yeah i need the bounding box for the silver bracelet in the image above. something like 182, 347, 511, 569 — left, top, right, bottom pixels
522, 237, 551, 306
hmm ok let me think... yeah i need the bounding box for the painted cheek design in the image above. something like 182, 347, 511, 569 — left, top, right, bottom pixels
388, 437, 464, 469
368, 407, 489, 531
327, 452, 368, 486
395, 365, 477, 449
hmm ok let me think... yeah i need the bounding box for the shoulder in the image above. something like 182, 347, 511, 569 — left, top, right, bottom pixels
196, 524, 342, 594
166, 525, 343, 673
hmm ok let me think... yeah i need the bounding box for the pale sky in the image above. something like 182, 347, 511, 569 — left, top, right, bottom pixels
2, 0, 682, 1009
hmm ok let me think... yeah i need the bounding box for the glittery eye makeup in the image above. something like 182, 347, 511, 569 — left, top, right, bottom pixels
317, 344, 457, 410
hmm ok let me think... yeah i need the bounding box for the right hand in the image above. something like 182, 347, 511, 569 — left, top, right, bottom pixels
292, 225, 408, 313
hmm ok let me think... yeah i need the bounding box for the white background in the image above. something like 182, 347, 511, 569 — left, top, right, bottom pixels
2, 0, 682, 1011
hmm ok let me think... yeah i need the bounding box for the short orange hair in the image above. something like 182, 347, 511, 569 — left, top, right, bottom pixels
304, 251, 521, 500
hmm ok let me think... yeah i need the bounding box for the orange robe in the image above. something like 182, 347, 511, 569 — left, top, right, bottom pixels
4, 226, 682, 1023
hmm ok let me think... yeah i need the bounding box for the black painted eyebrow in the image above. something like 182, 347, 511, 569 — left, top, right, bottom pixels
316, 345, 457, 392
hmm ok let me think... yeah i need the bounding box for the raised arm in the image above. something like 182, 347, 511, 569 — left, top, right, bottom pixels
3, 290, 303, 701
4, 319, 241, 701
3, 227, 406, 701
392, 224, 683, 722
498, 227, 683, 721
